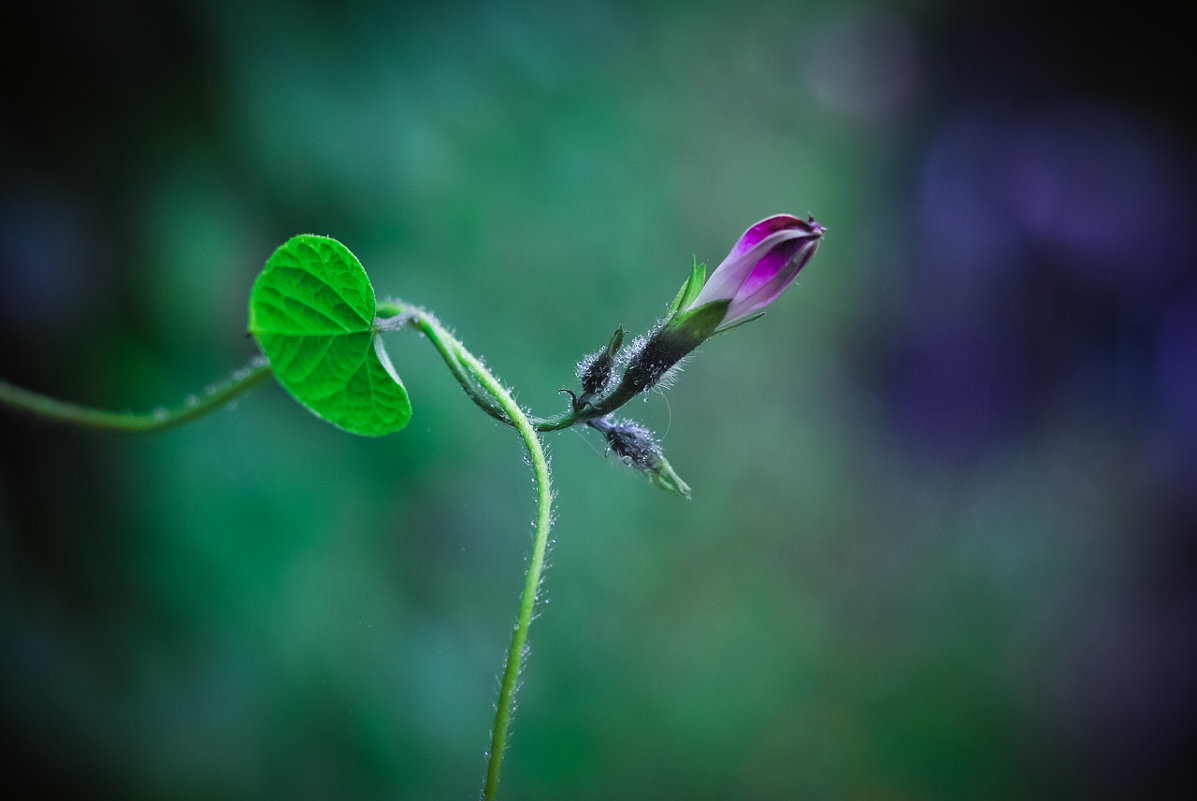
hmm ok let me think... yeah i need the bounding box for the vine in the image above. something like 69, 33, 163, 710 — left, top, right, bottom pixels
0, 215, 824, 799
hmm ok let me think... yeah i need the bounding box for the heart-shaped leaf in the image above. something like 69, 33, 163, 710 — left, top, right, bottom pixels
248, 234, 411, 435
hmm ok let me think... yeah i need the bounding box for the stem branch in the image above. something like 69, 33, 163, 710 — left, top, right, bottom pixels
376, 303, 631, 433
0, 359, 273, 432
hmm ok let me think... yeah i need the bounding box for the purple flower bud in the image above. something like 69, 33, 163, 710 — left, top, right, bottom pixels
688, 214, 825, 332
581, 214, 825, 416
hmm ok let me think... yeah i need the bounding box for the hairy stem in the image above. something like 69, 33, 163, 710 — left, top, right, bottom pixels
6, 302, 564, 798
375, 304, 510, 424
376, 303, 628, 433
0, 359, 273, 432
378, 300, 552, 801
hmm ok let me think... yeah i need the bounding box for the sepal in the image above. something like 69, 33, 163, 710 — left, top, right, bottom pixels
667, 257, 707, 318
648, 453, 691, 499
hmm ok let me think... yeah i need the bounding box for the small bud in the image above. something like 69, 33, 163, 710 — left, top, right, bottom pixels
589, 415, 691, 498
594, 415, 657, 469
576, 328, 624, 402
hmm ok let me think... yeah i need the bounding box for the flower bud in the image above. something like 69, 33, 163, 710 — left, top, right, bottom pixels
581, 214, 824, 415
686, 213, 824, 334
589, 415, 691, 498
575, 327, 624, 402
621, 214, 823, 394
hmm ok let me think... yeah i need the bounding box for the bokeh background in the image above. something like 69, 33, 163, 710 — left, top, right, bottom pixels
2, 1, 1194, 798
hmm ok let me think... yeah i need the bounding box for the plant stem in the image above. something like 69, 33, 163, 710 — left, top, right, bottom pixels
378, 300, 552, 801
375, 304, 510, 425
457, 338, 552, 801
0, 359, 273, 432
8, 300, 560, 798
376, 303, 624, 433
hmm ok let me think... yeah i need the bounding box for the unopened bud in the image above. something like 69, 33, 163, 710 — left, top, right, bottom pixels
685, 214, 824, 333
621, 214, 825, 395
589, 415, 691, 498
576, 328, 624, 402
577, 214, 823, 418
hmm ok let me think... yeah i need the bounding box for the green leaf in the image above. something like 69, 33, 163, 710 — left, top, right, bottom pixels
248, 234, 412, 436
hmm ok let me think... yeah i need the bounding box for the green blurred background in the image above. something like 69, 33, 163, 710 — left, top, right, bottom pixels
2, 1, 1194, 799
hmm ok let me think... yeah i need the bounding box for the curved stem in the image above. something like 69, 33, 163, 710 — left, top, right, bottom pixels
527, 383, 639, 431
462, 341, 552, 801
375, 304, 510, 425
377, 303, 594, 433
379, 300, 552, 801
0, 358, 273, 433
